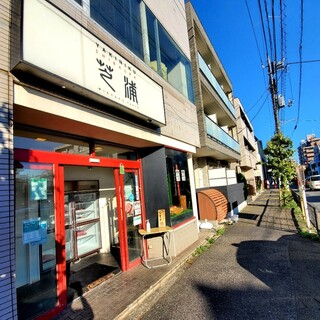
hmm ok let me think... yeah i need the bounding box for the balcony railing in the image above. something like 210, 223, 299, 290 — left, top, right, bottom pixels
198, 53, 236, 117
206, 117, 240, 154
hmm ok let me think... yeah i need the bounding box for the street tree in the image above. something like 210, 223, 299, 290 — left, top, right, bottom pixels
264, 133, 296, 189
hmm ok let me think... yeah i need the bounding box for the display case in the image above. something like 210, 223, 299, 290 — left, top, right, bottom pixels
74, 192, 99, 222
76, 221, 101, 257
64, 180, 101, 261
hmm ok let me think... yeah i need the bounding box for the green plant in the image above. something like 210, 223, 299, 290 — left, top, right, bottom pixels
191, 229, 225, 259
277, 191, 319, 241
206, 236, 215, 244
255, 176, 262, 191
291, 202, 320, 241
280, 190, 300, 208
216, 228, 225, 236
264, 133, 296, 189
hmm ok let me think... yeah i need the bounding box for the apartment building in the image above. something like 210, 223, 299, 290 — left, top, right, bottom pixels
1, 0, 200, 318
298, 134, 320, 171
185, 2, 246, 218
234, 98, 258, 194
255, 138, 268, 190
298, 134, 320, 177
299, 134, 320, 176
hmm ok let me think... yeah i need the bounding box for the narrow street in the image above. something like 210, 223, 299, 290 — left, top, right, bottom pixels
137, 191, 320, 320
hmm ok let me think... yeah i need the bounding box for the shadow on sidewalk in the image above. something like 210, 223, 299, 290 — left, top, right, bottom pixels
238, 190, 297, 233
195, 233, 320, 319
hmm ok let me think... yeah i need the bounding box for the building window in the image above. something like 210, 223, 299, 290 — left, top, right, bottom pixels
14, 130, 90, 155
73, 0, 82, 6
14, 129, 137, 160
90, 0, 194, 102
145, 6, 194, 101
166, 149, 193, 226
90, 0, 143, 59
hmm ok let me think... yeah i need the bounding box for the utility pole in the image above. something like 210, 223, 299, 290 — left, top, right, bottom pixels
267, 58, 281, 134
296, 165, 310, 229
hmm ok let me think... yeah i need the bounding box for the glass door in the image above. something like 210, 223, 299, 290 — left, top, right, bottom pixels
115, 169, 143, 270
15, 162, 58, 320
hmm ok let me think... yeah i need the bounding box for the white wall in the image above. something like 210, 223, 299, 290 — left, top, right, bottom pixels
208, 168, 237, 186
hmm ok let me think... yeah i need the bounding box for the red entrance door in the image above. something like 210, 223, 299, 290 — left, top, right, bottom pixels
14, 149, 144, 319
115, 168, 143, 271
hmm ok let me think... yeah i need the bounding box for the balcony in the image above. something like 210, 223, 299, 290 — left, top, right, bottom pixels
240, 124, 256, 149
198, 53, 235, 117
241, 148, 257, 169
206, 117, 240, 154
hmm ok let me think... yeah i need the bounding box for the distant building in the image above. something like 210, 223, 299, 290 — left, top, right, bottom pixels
298, 134, 320, 176
255, 138, 268, 189
312, 144, 320, 175
234, 98, 258, 194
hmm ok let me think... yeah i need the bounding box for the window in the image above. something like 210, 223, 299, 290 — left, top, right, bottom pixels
90, 0, 194, 102
156, 19, 193, 100
94, 143, 137, 160
14, 129, 138, 160
14, 130, 90, 155
166, 149, 193, 226
90, 0, 143, 59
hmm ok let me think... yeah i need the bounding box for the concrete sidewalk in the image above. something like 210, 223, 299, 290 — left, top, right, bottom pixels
55, 190, 300, 320
54, 219, 215, 320
140, 190, 320, 320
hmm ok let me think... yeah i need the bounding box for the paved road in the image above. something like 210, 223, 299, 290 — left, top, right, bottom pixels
305, 190, 320, 211
292, 187, 320, 211
139, 192, 320, 320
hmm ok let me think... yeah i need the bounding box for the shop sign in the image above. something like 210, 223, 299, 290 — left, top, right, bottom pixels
158, 209, 166, 228
22, 0, 165, 125
181, 170, 186, 182
175, 169, 181, 182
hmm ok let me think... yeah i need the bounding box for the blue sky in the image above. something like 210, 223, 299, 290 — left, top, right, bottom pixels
191, 0, 320, 160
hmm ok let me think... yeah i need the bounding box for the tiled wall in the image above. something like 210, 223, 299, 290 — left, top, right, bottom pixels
0, 0, 16, 318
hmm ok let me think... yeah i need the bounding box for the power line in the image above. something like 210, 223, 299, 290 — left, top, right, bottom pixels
271, 0, 277, 63
279, 0, 287, 129
258, 0, 270, 60
245, 0, 264, 66
250, 92, 270, 122
246, 88, 269, 114
244, 0, 271, 113
291, 0, 304, 137
264, 0, 274, 60
287, 59, 320, 65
